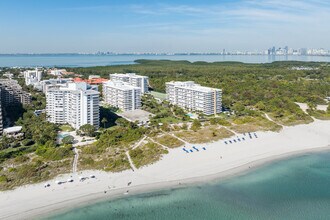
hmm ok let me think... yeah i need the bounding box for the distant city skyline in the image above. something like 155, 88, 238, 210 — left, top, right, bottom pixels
1, 0, 330, 53
2, 45, 329, 56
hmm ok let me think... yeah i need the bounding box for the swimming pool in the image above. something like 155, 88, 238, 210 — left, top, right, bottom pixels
58, 133, 69, 139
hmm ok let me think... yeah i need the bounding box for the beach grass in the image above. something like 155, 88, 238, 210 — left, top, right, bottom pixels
174, 126, 234, 144
153, 134, 184, 148
79, 144, 131, 172
307, 110, 330, 120
267, 113, 314, 126
229, 116, 283, 133
0, 156, 72, 191
129, 142, 168, 169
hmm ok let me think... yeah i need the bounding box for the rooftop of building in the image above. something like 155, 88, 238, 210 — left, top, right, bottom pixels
3, 126, 22, 134
103, 80, 141, 91
73, 77, 108, 85
166, 81, 222, 92
117, 109, 154, 124
110, 73, 148, 79
47, 82, 99, 95
41, 78, 73, 84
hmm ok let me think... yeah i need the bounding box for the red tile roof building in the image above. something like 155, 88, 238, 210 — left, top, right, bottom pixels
73, 77, 108, 85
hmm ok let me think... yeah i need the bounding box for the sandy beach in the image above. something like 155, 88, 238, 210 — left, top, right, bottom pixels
0, 119, 329, 220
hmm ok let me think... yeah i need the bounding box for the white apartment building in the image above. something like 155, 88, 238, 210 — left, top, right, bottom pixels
23, 68, 42, 86
166, 81, 222, 115
46, 82, 99, 129
36, 78, 73, 93
103, 81, 141, 111
48, 69, 67, 76
109, 73, 149, 93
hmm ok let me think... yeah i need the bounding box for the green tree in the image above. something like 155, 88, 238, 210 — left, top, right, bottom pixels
0, 136, 11, 150
191, 119, 202, 132
62, 135, 74, 145
79, 124, 96, 137
101, 117, 108, 128
115, 118, 130, 127
255, 101, 266, 111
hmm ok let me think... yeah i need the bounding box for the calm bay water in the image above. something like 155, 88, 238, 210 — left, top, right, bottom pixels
49, 152, 330, 220
1, 54, 330, 67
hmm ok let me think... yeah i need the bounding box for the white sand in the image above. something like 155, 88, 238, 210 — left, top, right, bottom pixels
295, 102, 329, 112
0, 119, 330, 220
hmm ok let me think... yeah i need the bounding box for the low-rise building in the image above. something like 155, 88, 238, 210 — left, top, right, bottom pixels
46, 82, 100, 130
109, 73, 149, 93
3, 126, 23, 139
103, 81, 141, 111
166, 81, 222, 115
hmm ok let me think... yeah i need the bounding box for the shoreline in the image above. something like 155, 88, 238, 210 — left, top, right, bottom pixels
45, 145, 330, 219
0, 120, 329, 220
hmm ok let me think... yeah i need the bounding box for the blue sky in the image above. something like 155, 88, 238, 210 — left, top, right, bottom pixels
0, 0, 330, 53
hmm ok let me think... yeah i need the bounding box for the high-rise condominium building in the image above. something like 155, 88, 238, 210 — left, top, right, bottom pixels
166, 81, 222, 115
23, 68, 42, 86
0, 79, 31, 106
109, 73, 149, 93
46, 82, 100, 129
103, 81, 141, 111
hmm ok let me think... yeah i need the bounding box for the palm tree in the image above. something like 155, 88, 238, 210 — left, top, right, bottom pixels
101, 117, 108, 128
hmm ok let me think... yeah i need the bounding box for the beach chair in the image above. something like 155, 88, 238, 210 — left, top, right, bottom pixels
224, 141, 228, 144
190, 149, 193, 153
229, 140, 232, 144
202, 147, 206, 150
193, 146, 199, 152
233, 139, 237, 143
242, 137, 245, 141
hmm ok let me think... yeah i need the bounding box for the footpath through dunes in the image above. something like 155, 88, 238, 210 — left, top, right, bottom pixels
0, 120, 330, 220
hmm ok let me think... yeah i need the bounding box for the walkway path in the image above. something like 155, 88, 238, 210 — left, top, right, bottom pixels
72, 147, 79, 173
123, 136, 148, 172
263, 112, 284, 127
220, 126, 240, 136
125, 151, 137, 171
148, 137, 170, 150
166, 132, 190, 145
132, 135, 147, 150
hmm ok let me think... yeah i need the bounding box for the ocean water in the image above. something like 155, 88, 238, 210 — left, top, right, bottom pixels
48, 152, 330, 220
1, 54, 330, 67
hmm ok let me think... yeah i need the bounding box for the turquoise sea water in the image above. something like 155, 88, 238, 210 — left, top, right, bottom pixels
1, 54, 330, 67
49, 152, 330, 220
